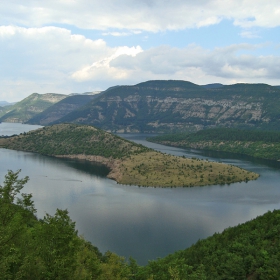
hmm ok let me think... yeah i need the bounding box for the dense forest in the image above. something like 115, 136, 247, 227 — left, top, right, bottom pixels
2, 170, 280, 279
148, 128, 280, 161
0, 170, 134, 280
138, 208, 280, 279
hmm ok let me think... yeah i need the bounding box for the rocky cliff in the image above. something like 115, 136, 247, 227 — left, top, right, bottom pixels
53, 80, 280, 132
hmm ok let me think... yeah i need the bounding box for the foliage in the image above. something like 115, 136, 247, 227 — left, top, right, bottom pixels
137, 209, 280, 280
148, 128, 280, 160
0, 124, 258, 187
0, 170, 132, 279
118, 151, 258, 187
1, 170, 280, 279
0, 123, 149, 159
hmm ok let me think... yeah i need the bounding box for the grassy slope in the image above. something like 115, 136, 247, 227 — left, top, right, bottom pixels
148, 128, 280, 161
0, 124, 259, 187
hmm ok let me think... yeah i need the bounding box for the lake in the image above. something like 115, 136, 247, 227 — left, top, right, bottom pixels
1, 123, 280, 265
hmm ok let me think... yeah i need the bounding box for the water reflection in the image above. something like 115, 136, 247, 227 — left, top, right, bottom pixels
0, 125, 280, 265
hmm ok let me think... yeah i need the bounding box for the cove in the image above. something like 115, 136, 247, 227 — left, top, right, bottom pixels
1, 123, 280, 265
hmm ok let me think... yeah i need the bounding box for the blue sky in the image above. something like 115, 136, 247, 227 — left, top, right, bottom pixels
0, 0, 280, 102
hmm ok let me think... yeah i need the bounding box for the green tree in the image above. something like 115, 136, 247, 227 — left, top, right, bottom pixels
0, 170, 36, 279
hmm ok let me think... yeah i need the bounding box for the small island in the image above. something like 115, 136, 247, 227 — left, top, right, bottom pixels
0, 124, 259, 187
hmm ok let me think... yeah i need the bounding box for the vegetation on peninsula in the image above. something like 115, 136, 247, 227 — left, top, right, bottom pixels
148, 128, 280, 161
0, 123, 259, 187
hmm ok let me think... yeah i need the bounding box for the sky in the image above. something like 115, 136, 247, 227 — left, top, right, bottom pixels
0, 0, 280, 102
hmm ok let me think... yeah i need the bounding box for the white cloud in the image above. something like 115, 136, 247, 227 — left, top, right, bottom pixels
102, 31, 142, 37
0, 24, 279, 102
1, 0, 280, 32
71, 45, 143, 81
0, 25, 144, 101
109, 43, 280, 84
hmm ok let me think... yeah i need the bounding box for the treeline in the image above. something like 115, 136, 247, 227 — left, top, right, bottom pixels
2, 170, 280, 279
149, 128, 280, 143
148, 128, 280, 161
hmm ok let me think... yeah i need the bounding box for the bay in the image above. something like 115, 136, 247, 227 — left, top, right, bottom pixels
1, 123, 280, 265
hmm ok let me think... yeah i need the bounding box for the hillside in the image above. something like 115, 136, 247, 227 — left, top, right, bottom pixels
47, 80, 280, 133
0, 93, 67, 123
138, 209, 280, 279
27, 94, 100, 125
0, 105, 12, 118
3, 170, 280, 279
148, 128, 280, 161
0, 123, 258, 187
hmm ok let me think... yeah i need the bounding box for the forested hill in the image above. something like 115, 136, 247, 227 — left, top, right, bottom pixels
48, 80, 280, 133
0, 124, 258, 187
148, 128, 280, 161
2, 170, 280, 279
139, 209, 280, 279
27, 94, 100, 125
0, 93, 67, 123
0, 123, 148, 158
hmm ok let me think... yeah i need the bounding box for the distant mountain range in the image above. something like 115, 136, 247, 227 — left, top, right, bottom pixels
0, 93, 67, 123
0, 101, 15, 106
27, 94, 101, 125
1, 80, 280, 132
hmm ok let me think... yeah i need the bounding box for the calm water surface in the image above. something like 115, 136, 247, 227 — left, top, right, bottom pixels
1, 123, 280, 265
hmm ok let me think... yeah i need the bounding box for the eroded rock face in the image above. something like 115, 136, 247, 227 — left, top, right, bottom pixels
62, 81, 279, 133
5, 81, 279, 132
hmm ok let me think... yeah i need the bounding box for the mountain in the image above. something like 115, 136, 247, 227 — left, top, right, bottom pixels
0, 101, 15, 106
50, 80, 280, 133
201, 83, 224, 89
27, 94, 101, 125
0, 123, 258, 187
0, 93, 67, 123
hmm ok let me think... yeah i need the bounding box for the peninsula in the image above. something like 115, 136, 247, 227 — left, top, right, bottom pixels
0, 124, 259, 187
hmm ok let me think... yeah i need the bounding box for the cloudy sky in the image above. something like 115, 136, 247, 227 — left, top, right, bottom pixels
1, 0, 280, 102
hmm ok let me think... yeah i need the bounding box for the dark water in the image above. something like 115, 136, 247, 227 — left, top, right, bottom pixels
1, 124, 280, 265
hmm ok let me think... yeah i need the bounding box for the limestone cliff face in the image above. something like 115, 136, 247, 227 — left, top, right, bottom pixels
58, 81, 280, 132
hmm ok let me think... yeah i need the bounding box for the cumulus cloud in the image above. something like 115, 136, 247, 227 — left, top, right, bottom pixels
0, 25, 142, 101
110, 43, 280, 83
71, 45, 143, 81
1, 0, 280, 32
0, 24, 279, 102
